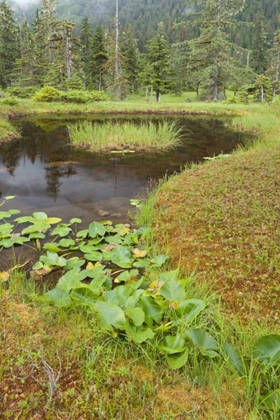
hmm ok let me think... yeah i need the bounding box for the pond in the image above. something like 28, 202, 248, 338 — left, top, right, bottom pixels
0, 114, 248, 229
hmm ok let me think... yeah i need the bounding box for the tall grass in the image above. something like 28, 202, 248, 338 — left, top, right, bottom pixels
68, 120, 182, 152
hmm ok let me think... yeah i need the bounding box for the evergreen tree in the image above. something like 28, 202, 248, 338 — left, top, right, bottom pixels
120, 24, 141, 93
144, 29, 171, 102
0, 0, 19, 88
90, 26, 108, 90
266, 29, 280, 97
12, 20, 36, 88
250, 14, 269, 74
188, 0, 248, 100
79, 16, 93, 87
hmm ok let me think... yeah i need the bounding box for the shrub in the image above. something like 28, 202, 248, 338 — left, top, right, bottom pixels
0, 97, 19, 106
7, 86, 38, 98
32, 86, 107, 103
32, 86, 60, 102
58, 89, 93, 103
90, 90, 108, 101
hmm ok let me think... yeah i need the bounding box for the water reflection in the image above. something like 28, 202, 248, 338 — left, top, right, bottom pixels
0, 115, 250, 225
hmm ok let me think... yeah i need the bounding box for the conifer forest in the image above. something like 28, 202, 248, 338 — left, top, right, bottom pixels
0, 0, 279, 101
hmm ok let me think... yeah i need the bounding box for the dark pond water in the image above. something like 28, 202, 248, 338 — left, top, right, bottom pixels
0, 114, 249, 228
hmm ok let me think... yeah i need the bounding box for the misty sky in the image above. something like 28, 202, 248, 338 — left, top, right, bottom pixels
13, 0, 40, 7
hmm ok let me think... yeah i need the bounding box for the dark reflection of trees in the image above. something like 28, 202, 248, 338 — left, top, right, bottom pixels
1, 139, 23, 175
45, 165, 77, 199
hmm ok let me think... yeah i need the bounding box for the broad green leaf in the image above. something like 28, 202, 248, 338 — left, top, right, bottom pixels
43, 242, 62, 253
125, 307, 145, 326
111, 245, 133, 268
84, 251, 103, 262
125, 289, 144, 308
139, 296, 163, 326
51, 224, 71, 237
0, 209, 20, 220
8, 209, 20, 215
167, 350, 188, 370
14, 215, 34, 223
70, 218, 82, 224
59, 238, 75, 248
40, 251, 67, 268
122, 232, 139, 245
261, 390, 280, 410
124, 320, 154, 344
126, 278, 144, 290
118, 269, 139, 283
175, 299, 205, 323
133, 259, 151, 268
22, 221, 50, 235
105, 235, 123, 244
94, 301, 126, 330
80, 265, 105, 278
76, 229, 89, 238
44, 289, 71, 307
0, 223, 14, 238
158, 269, 180, 283
88, 221, 106, 238
0, 236, 29, 248
252, 334, 280, 365
33, 212, 48, 220
151, 254, 169, 266
159, 279, 185, 302
32, 261, 44, 270
65, 257, 85, 270
159, 334, 186, 355
71, 286, 98, 304
88, 237, 104, 246
80, 244, 100, 254
29, 232, 46, 239
223, 342, 246, 376
4, 195, 15, 200
88, 274, 108, 294
46, 217, 62, 224
103, 285, 137, 308
57, 267, 87, 292
186, 329, 219, 358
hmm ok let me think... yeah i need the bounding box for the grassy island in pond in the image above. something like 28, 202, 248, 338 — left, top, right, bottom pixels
68, 120, 182, 152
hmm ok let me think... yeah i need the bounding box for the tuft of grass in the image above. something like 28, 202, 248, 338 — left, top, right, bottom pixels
68, 120, 182, 152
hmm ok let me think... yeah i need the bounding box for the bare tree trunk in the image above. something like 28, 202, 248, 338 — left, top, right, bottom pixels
65, 25, 72, 81
115, 0, 119, 97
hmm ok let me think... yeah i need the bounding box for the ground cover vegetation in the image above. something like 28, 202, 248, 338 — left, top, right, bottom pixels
0, 100, 280, 418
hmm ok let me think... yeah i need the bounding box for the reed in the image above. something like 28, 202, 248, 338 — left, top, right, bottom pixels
68, 120, 182, 152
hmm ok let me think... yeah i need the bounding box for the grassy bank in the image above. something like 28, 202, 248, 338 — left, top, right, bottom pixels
137, 105, 280, 324
1, 99, 280, 419
0, 95, 264, 143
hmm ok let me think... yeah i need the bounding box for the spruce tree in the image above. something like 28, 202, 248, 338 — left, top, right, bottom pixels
250, 14, 269, 75
144, 29, 171, 102
90, 26, 108, 90
0, 0, 19, 88
189, 0, 248, 100
79, 16, 93, 88
266, 29, 280, 97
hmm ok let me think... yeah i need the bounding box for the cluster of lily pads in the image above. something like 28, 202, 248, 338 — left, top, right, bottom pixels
1, 196, 280, 411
